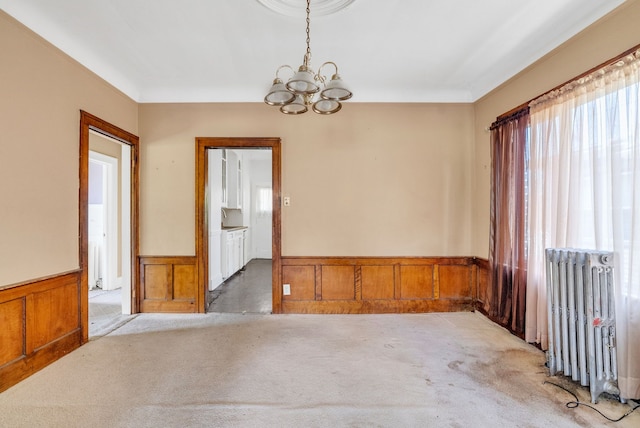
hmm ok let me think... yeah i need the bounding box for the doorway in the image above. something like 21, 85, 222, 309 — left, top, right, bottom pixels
79, 111, 140, 343
207, 149, 273, 313
195, 138, 282, 314
88, 131, 133, 337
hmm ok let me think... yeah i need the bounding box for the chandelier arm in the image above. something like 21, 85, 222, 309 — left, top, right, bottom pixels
275, 65, 295, 80
319, 62, 338, 74
317, 61, 339, 83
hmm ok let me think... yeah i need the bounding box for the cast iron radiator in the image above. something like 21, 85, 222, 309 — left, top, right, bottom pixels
545, 248, 620, 403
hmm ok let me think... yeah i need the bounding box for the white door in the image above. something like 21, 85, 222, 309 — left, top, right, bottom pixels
88, 152, 117, 291
88, 159, 106, 290
252, 184, 272, 259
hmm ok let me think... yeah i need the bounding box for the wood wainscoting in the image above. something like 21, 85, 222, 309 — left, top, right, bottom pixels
474, 257, 490, 314
0, 271, 82, 393
138, 256, 198, 312
281, 257, 486, 314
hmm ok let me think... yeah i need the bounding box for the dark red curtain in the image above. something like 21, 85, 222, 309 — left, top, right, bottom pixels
487, 108, 529, 337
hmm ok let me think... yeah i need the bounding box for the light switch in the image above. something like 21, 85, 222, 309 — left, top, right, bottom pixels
283, 283, 291, 295
283, 196, 291, 207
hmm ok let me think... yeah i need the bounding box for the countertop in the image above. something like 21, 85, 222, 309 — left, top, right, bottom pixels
221, 226, 248, 231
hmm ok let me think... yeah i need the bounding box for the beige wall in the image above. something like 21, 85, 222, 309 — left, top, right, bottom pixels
139, 103, 475, 257
0, 11, 138, 287
4, 0, 638, 287
472, 0, 640, 258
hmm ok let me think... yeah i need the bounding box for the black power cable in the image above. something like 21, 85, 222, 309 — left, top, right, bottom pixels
544, 381, 640, 423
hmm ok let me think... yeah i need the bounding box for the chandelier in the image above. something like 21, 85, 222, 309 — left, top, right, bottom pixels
264, 0, 353, 115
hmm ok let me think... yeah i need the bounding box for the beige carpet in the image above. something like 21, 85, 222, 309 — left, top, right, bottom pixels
0, 312, 637, 428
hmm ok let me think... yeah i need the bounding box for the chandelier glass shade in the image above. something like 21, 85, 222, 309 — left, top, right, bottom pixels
264, 0, 352, 115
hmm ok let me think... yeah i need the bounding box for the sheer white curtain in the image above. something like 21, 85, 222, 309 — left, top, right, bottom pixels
526, 49, 640, 400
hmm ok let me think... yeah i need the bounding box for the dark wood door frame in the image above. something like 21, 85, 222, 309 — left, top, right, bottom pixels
195, 137, 282, 314
79, 110, 140, 342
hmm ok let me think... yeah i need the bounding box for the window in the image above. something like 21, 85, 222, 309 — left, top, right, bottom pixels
256, 186, 272, 217
522, 48, 640, 400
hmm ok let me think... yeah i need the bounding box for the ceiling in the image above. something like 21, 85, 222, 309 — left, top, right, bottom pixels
0, 0, 627, 103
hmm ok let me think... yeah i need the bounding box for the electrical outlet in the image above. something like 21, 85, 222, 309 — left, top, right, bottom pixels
283, 283, 291, 295
283, 196, 291, 207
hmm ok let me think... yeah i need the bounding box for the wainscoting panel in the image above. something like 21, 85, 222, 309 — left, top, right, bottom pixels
321, 265, 356, 300
0, 271, 82, 393
400, 265, 434, 299
143, 264, 169, 300
439, 264, 472, 299
139, 256, 197, 313
32, 281, 79, 350
361, 265, 395, 300
0, 298, 25, 367
282, 265, 316, 301
281, 257, 480, 314
173, 264, 196, 300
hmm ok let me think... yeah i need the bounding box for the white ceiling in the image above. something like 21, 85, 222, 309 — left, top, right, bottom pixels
0, 0, 627, 103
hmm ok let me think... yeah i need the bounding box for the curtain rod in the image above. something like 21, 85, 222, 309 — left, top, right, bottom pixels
489, 106, 529, 131
494, 41, 640, 124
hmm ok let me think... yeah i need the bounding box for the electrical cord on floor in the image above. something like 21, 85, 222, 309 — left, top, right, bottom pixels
544, 381, 640, 423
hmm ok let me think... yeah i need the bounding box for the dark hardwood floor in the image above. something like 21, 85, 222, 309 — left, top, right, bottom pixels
207, 259, 272, 314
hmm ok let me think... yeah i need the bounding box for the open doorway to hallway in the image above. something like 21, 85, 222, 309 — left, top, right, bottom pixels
88, 131, 134, 337
207, 148, 273, 314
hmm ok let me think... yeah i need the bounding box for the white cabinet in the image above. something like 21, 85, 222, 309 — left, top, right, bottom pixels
227, 232, 236, 277
242, 228, 249, 267
221, 149, 228, 208
228, 231, 237, 275
236, 156, 242, 209
209, 230, 223, 289
221, 228, 248, 280
221, 230, 230, 280
234, 231, 243, 271
225, 151, 242, 209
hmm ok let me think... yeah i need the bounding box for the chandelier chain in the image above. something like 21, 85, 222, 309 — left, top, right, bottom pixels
305, 0, 311, 64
